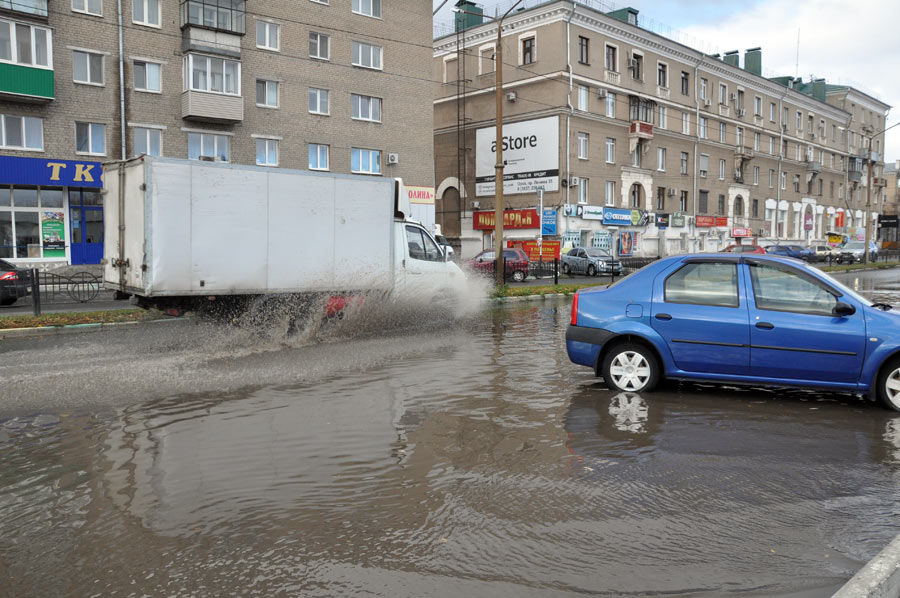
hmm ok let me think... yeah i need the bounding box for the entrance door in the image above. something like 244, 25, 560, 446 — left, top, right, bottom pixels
69, 189, 104, 265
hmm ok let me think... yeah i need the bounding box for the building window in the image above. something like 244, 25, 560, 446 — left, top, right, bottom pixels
718, 159, 725, 180
351, 93, 381, 122
769, 136, 774, 155
351, 148, 380, 174
0, 20, 51, 67
753, 166, 759, 185
182, 0, 246, 34
736, 127, 743, 147
309, 143, 329, 170
698, 190, 708, 213
577, 179, 588, 204
352, 0, 381, 18
133, 126, 161, 157
605, 92, 615, 118
658, 106, 667, 129
577, 85, 588, 111
578, 36, 589, 64
308, 88, 329, 115
657, 147, 665, 171
256, 79, 278, 108
770, 102, 776, 122
1, 114, 43, 150
700, 78, 707, 100
718, 83, 727, 105
680, 190, 688, 212
780, 171, 786, 190
839, 183, 843, 199
521, 36, 535, 65
73, 0, 101, 16
479, 46, 494, 74
628, 96, 654, 123
752, 199, 759, 218
657, 186, 665, 211
605, 181, 615, 206
605, 137, 615, 164
75, 121, 105, 155
733, 196, 743, 217
657, 62, 667, 88
257, 21, 279, 51
133, 0, 160, 26
630, 183, 642, 208
187, 132, 228, 161
598, 46, 616, 76
256, 138, 278, 166
681, 71, 689, 95
577, 132, 588, 160
699, 117, 707, 139
754, 96, 761, 116
682, 112, 689, 135
629, 53, 642, 80
185, 54, 240, 95
830, 180, 835, 198
351, 41, 382, 69
699, 153, 708, 178
719, 122, 726, 143
631, 146, 641, 168
796, 110, 802, 131
817, 178, 823, 196
133, 60, 161, 92
309, 32, 330, 60
737, 90, 744, 110
73, 50, 103, 85
769, 169, 774, 188
754, 132, 759, 151
680, 151, 688, 174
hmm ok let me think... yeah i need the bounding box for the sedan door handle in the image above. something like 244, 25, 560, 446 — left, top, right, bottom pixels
756, 322, 774, 330
655, 313, 672, 321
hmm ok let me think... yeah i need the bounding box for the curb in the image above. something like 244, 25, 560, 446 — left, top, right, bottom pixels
833, 532, 900, 597
0, 316, 187, 341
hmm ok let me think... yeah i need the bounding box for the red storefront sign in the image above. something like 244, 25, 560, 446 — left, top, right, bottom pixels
473, 209, 540, 230
732, 227, 752, 237
507, 239, 562, 260
835, 212, 845, 228
696, 215, 715, 227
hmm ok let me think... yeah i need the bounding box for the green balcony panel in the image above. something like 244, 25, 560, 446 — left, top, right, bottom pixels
0, 62, 54, 101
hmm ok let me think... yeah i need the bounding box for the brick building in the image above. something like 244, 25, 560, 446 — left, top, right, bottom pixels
433, 1, 890, 258
1, 0, 433, 266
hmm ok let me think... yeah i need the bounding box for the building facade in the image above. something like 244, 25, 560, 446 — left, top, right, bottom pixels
1, 0, 434, 267
433, 1, 890, 258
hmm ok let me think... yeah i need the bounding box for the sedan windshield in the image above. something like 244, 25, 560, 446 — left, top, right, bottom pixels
585, 248, 611, 258
844, 242, 865, 250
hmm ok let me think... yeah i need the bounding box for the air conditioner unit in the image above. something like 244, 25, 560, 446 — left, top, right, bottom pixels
703, 98, 711, 106
627, 58, 638, 69
597, 88, 607, 99
729, 92, 737, 101
782, 124, 788, 132
472, 201, 480, 209
387, 153, 399, 165
699, 170, 708, 178
568, 177, 579, 187
505, 92, 517, 102
667, 187, 676, 196
808, 132, 816, 139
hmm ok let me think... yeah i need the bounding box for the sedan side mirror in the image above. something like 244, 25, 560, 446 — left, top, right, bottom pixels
833, 302, 856, 317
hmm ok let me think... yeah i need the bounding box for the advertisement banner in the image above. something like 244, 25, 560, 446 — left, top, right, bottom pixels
879, 215, 898, 229
731, 227, 752, 237
581, 205, 603, 220
803, 206, 814, 231
541, 209, 557, 235
618, 231, 636, 256
655, 213, 669, 229
603, 207, 648, 227
41, 211, 66, 257
696, 215, 715, 227
475, 116, 560, 196
715, 217, 728, 226
671, 213, 686, 227
406, 186, 435, 205
507, 239, 562, 260
473, 209, 540, 230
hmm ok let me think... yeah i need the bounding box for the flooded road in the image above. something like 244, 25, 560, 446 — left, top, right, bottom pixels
2, 268, 900, 597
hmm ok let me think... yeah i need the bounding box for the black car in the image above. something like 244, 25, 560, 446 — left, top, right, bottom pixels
0, 259, 32, 306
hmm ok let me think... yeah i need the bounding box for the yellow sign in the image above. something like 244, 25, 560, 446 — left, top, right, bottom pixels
406, 186, 435, 205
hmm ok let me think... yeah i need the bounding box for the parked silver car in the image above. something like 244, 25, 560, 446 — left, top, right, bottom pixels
560, 247, 623, 276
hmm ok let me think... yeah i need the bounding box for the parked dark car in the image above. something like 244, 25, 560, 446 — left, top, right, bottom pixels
560, 247, 623, 276
837, 241, 878, 264
0, 259, 32, 306
765, 244, 814, 261
467, 248, 530, 282
566, 253, 900, 411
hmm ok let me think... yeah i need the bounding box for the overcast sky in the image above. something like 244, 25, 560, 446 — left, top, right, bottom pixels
433, 0, 900, 165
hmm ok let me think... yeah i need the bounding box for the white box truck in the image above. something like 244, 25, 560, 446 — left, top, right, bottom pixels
102, 156, 465, 315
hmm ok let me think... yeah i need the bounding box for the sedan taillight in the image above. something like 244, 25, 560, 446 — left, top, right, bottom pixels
0, 271, 17, 281
570, 292, 579, 326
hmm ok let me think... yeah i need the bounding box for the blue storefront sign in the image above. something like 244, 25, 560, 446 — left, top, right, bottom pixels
542, 208, 557, 235
0, 155, 104, 188
602, 207, 649, 227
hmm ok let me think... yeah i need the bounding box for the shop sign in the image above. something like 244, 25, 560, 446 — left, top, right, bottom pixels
507, 239, 562, 260
0, 155, 104, 188
581, 205, 603, 220
602, 207, 648, 227
716, 217, 728, 226
671, 213, 686, 227
475, 116, 559, 196
655, 213, 669, 229
473, 209, 539, 230
731, 227, 752, 237
406, 186, 435, 205
41, 211, 66, 257
541, 209, 557, 235
696, 215, 715, 227
618, 231, 636, 256
803, 207, 814, 231
879, 214, 898, 229
827, 233, 844, 245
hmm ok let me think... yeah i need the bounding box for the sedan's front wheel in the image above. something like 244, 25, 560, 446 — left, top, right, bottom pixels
587, 264, 596, 277
877, 358, 900, 412
562, 263, 571, 275
601, 342, 660, 393
511, 270, 526, 283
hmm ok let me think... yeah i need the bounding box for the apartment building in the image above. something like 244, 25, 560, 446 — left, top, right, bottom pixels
0, 0, 433, 267
433, 1, 890, 258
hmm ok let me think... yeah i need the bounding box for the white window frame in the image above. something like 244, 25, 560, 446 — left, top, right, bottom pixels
718, 159, 725, 180
605, 92, 615, 118
73, 49, 104, 85
769, 169, 774, 188
605, 137, 615, 164
699, 153, 708, 178
255, 137, 279, 167
577, 85, 588, 111
605, 181, 615, 206
699, 116, 707, 139
770, 102, 776, 122
256, 79, 279, 108
309, 143, 329, 171
718, 82, 727, 105
576, 178, 588, 204
351, 93, 381, 122
187, 131, 229, 162
184, 54, 241, 96
478, 44, 494, 76
754, 96, 762, 116
351, 148, 381, 175
680, 151, 688, 175
75, 121, 106, 156
736, 126, 744, 147
657, 147, 665, 171
308, 87, 329, 115
351, 41, 382, 70
682, 111, 689, 135
754, 132, 759, 151
73, 0, 102, 17
753, 166, 759, 186
132, 126, 162, 157
699, 77, 707, 100
133, 60, 161, 93
0, 114, 43, 151
518, 32, 537, 65
604, 43, 618, 72
132, 0, 160, 27
351, 0, 381, 18
577, 132, 588, 160
658, 105, 667, 129
718, 121, 726, 143
309, 31, 330, 60
257, 21, 280, 52
1, 21, 51, 68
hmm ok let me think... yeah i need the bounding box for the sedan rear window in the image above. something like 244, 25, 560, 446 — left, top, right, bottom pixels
664, 262, 739, 308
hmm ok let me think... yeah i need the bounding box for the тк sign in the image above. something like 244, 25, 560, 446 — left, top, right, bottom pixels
0, 155, 104, 188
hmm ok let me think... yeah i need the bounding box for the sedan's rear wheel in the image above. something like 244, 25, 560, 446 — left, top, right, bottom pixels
877, 358, 900, 412
562, 263, 571, 275
601, 342, 660, 392
512, 270, 526, 283
587, 264, 597, 277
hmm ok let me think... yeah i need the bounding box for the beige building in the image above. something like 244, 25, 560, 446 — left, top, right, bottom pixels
1, 0, 433, 267
433, 1, 890, 258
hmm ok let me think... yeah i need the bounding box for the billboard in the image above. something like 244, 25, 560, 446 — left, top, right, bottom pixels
476, 116, 559, 197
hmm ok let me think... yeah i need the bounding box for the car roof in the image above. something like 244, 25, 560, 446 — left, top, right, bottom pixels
656, 253, 808, 266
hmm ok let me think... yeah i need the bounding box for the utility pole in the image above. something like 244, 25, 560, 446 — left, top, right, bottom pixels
865, 141, 873, 264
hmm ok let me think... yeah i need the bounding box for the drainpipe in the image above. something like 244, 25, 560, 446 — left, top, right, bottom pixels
564, 2, 576, 242
692, 55, 704, 252
117, 0, 126, 159
775, 86, 789, 244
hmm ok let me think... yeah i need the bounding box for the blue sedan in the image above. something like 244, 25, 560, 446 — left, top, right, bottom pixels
566, 254, 900, 411
766, 244, 814, 261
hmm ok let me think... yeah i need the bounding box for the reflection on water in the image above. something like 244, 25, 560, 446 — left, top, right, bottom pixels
0, 296, 899, 596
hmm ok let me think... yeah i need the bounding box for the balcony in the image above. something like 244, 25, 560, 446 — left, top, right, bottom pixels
805, 160, 822, 173
604, 70, 620, 85
0, 62, 53, 102
0, 0, 47, 17
629, 121, 653, 140
735, 146, 753, 159
182, 90, 243, 123
849, 171, 863, 184
656, 85, 669, 99
181, 0, 244, 57
718, 104, 730, 117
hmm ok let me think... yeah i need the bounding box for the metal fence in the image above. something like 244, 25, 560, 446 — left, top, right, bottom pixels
475, 256, 661, 285
17, 269, 103, 315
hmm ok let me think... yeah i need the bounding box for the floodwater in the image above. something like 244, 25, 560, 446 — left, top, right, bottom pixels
2, 269, 900, 597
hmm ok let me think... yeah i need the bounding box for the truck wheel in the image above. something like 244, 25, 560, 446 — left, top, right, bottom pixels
587, 264, 597, 276
601, 342, 660, 392
512, 270, 526, 283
